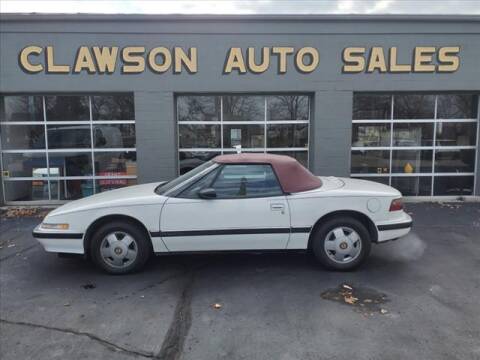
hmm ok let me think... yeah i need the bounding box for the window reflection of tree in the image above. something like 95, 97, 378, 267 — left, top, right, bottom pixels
394, 95, 435, 119
46, 96, 90, 121
437, 94, 477, 119
92, 95, 134, 120
28, 127, 45, 148
268, 96, 308, 120
223, 96, 264, 121
4, 96, 43, 121
353, 94, 391, 119
178, 96, 220, 122
179, 125, 220, 148
268, 124, 307, 147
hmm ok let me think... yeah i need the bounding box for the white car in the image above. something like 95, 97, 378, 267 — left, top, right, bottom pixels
33, 153, 412, 274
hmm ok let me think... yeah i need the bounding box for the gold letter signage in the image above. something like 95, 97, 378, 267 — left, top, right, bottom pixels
19, 45, 44, 73
224, 47, 319, 74
342, 46, 460, 73
18, 45, 460, 75
19, 45, 198, 75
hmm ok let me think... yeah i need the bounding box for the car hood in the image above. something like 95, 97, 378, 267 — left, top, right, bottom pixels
48, 182, 166, 216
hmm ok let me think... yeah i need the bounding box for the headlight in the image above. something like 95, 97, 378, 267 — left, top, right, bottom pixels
41, 223, 70, 230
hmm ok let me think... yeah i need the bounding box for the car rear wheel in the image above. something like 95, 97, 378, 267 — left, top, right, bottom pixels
311, 216, 371, 271
90, 221, 151, 274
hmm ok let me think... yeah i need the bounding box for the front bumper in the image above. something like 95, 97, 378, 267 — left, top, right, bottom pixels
32, 225, 85, 254
376, 213, 413, 243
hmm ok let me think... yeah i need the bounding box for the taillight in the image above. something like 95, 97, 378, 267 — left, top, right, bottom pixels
389, 198, 404, 211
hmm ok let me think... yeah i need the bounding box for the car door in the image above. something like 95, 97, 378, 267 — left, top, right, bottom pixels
160, 164, 291, 251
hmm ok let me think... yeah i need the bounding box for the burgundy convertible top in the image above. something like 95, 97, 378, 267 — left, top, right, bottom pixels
213, 153, 322, 193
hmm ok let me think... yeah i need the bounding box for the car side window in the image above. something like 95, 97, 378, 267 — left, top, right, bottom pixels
212, 164, 283, 198
177, 168, 219, 198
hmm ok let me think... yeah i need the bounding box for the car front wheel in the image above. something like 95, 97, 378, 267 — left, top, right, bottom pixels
311, 216, 371, 271
90, 221, 151, 274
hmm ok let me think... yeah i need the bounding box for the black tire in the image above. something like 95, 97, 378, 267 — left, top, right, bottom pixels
90, 221, 152, 275
311, 216, 371, 271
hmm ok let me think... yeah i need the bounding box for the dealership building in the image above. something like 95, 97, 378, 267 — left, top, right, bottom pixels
0, 14, 479, 205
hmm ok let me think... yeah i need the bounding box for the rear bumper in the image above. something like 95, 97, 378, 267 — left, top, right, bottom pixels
32, 226, 85, 254
376, 214, 413, 243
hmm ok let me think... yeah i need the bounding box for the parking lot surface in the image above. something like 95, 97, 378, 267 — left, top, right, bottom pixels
1, 202, 479, 360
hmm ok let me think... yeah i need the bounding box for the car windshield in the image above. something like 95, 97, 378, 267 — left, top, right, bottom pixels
155, 161, 216, 195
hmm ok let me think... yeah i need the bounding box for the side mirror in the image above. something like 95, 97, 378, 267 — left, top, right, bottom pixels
198, 188, 217, 199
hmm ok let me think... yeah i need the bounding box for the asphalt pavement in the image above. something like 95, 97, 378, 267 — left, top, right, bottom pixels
1, 202, 479, 360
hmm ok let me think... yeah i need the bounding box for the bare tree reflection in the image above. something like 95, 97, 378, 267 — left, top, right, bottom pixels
92, 95, 134, 120
223, 96, 264, 121
394, 94, 435, 119
268, 95, 309, 120
46, 95, 90, 121
177, 96, 220, 122
437, 94, 477, 119
353, 94, 391, 119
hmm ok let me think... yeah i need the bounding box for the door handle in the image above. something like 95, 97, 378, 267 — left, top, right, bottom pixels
270, 203, 285, 214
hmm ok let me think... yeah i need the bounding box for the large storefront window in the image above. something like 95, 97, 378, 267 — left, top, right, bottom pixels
351, 93, 479, 196
0, 94, 136, 203
177, 94, 310, 174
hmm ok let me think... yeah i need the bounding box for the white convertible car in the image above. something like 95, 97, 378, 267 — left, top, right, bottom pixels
33, 154, 412, 274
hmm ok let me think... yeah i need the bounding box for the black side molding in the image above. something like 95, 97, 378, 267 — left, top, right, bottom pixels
32, 231, 83, 239
149, 227, 311, 238
377, 221, 413, 231
290, 227, 311, 233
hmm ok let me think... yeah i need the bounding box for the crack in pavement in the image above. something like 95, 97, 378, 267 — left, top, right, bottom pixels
155, 272, 194, 360
0, 318, 155, 359
1, 262, 210, 360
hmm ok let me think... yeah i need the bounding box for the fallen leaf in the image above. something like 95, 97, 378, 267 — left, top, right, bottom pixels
212, 303, 222, 309
344, 295, 358, 305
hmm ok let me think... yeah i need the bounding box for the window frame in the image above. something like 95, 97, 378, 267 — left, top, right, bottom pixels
176, 94, 311, 175
0, 93, 137, 204
350, 93, 479, 197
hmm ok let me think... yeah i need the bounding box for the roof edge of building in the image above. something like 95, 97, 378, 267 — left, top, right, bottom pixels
1, 13, 480, 23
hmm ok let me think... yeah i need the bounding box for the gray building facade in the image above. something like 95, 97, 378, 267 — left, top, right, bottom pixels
0, 14, 479, 204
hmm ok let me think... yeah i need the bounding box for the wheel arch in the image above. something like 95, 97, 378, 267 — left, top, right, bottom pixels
83, 214, 153, 258
307, 210, 378, 249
